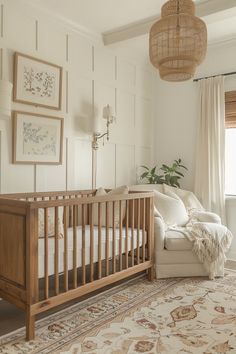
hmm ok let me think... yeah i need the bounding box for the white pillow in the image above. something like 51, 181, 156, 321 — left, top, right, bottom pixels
154, 190, 189, 226
38, 207, 64, 238
93, 185, 129, 227
163, 184, 203, 211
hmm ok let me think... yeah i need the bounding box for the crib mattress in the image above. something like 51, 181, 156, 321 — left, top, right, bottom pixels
38, 225, 145, 278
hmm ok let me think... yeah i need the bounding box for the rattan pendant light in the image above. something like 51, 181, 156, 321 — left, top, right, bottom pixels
149, 0, 207, 82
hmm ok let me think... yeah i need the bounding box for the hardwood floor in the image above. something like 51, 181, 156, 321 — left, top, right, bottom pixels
0, 271, 145, 337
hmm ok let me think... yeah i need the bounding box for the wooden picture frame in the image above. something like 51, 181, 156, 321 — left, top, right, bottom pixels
13, 52, 63, 110
13, 111, 64, 165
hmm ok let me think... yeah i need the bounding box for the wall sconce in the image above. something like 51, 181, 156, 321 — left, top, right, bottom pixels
92, 104, 116, 150
0, 80, 13, 118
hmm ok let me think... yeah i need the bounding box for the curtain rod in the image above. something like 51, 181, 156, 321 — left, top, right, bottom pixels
193, 71, 236, 82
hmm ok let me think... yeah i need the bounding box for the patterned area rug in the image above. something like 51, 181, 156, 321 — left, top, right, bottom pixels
1, 272, 236, 354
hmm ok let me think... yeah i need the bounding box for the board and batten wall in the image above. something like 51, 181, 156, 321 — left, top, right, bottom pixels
153, 39, 236, 260
0, 0, 154, 194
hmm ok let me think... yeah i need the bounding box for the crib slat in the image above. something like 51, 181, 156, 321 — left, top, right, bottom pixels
64, 206, 68, 292
137, 199, 140, 265
125, 200, 129, 269
131, 199, 134, 267
90, 204, 94, 282
112, 201, 116, 274
142, 199, 146, 263
82, 204, 86, 285
98, 203, 102, 279
44, 208, 49, 299
54, 206, 59, 295
105, 202, 109, 277
73, 205, 77, 289
119, 201, 122, 271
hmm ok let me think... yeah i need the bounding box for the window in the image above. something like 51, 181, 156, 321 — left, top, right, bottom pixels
225, 91, 236, 195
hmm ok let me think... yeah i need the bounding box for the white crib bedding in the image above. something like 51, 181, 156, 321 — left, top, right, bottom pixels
38, 225, 145, 278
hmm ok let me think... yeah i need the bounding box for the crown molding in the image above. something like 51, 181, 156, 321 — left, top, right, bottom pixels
18, 0, 103, 44
103, 0, 236, 45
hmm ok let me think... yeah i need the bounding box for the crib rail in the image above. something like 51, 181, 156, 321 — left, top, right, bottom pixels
0, 189, 154, 340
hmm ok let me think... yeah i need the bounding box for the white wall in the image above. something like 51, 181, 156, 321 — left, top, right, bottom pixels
154, 39, 236, 259
0, 0, 154, 193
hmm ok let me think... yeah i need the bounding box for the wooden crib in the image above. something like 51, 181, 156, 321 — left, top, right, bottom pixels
0, 189, 154, 340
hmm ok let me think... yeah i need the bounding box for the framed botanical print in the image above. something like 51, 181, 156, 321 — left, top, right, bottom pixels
13, 52, 63, 110
13, 111, 64, 165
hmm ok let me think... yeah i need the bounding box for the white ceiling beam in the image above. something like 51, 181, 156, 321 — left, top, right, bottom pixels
103, 0, 236, 45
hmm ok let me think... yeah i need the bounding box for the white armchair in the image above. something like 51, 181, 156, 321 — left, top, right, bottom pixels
130, 184, 225, 279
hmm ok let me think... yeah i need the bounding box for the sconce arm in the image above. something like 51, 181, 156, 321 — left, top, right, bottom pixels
95, 131, 108, 141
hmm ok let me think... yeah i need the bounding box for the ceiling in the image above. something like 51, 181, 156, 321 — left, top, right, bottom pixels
29, 0, 202, 33
28, 0, 236, 52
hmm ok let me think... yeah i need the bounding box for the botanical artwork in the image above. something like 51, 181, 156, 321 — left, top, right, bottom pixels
13, 111, 63, 165
23, 121, 57, 157
14, 52, 62, 110
1, 274, 236, 353
23, 65, 56, 100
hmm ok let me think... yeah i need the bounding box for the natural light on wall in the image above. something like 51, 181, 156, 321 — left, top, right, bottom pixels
225, 129, 236, 195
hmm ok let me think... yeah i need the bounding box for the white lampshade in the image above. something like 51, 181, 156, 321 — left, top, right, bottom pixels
103, 104, 114, 119
0, 80, 13, 117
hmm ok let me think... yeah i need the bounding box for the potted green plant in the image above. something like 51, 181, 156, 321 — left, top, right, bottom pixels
140, 159, 188, 188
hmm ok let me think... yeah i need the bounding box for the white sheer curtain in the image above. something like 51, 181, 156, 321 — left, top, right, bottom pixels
194, 76, 226, 223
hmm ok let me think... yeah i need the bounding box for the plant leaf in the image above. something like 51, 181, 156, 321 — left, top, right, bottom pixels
140, 165, 149, 170
140, 172, 149, 179
179, 164, 188, 170
175, 171, 184, 177
151, 166, 157, 174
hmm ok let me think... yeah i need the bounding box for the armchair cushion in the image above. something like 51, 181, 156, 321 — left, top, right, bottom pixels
165, 230, 193, 251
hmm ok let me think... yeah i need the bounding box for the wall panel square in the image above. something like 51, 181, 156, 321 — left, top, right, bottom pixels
94, 46, 115, 85
67, 138, 92, 190
37, 20, 67, 65
96, 143, 115, 188
135, 146, 151, 183
135, 97, 151, 148
68, 75, 93, 137
116, 144, 135, 186
117, 58, 136, 90
136, 67, 152, 98
4, 2, 36, 52
68, 34, 93, 77
112, 89, 135, 145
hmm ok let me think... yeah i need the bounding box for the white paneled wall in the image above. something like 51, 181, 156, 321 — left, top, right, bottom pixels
0, 0, 153, 193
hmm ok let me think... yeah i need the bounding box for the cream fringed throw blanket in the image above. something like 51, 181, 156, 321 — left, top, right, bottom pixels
169, 212, 233, 279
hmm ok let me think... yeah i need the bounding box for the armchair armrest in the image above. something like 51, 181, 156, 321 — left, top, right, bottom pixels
191, 211, 221, 224
154, 216, 165, 250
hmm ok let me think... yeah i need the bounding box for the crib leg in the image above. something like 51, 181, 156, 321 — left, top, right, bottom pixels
26, 307, 35, 341
147, 266, 154, 282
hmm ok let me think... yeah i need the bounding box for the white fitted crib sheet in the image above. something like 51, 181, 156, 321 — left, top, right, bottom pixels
38, 225, 145, 278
